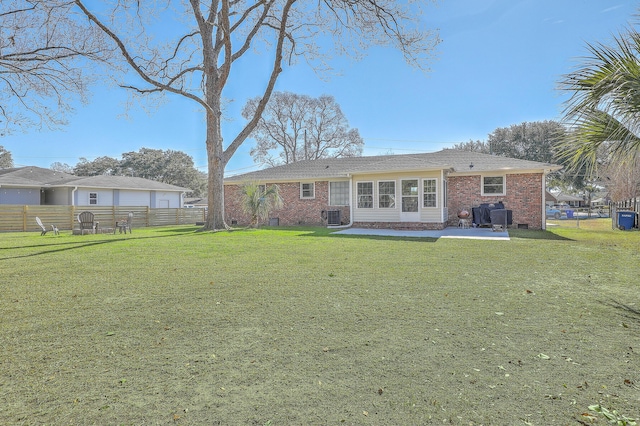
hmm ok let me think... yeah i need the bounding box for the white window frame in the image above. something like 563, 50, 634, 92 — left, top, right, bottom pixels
329, 181, 350, 206
423, 178, 437, 208
300, 182, 315, 199
89, 192, 98, 205
482, 175, 506, 196
378, 180, 396, 209
356, 181, 374, 209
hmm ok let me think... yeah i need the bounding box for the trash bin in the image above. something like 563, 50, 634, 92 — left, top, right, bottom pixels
617, 211, 637, 230
566, 209, 574, 219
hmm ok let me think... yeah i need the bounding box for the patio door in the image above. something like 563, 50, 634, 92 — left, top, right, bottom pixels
400, 179, 420, 222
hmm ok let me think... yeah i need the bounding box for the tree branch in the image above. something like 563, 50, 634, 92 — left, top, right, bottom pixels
74, 0, 209, 111
224, 0, 296, 163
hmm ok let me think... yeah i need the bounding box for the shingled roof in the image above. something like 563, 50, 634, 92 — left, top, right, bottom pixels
0, 166, 189, 191
224, 149, 561, 183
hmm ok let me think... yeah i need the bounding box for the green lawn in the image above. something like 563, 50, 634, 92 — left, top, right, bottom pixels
1, 222, 639, 425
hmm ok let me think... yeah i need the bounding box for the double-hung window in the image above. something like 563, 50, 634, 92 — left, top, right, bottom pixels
301, 182, 315, 199
423, 178, 437, 208
89, 192, 98, 205
482, 176, 505, 195
357, 182, 373, 208
378, 181, 396, 208
329, 181, 350, 206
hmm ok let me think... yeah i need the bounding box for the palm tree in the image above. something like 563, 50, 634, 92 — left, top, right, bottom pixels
558, 24, 640, 177
241, 182, 283, 228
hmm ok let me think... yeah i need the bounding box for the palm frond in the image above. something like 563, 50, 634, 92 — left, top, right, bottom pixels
559, 23, 640, 174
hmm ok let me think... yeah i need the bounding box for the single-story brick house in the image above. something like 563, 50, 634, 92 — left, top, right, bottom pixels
0, 166, 188, 207
545, 191, 586, 208
224, 150, 562, 230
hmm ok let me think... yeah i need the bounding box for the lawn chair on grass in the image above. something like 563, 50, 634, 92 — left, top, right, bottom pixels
77, 211, 98, 234
117, 211, 134, 234
36, 217, 58, 236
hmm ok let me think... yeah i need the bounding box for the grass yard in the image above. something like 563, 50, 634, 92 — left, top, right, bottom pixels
1, 221, 639, 425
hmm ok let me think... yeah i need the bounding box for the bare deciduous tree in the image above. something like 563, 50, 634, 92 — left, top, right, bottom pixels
50, 161, 74, 173
0, 0, 110, 133
71, 0, 439, 230
600, 158, 640, 202
243, 92, 364, 167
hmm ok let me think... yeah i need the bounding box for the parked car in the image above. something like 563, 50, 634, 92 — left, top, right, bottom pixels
546, 206, 563, 219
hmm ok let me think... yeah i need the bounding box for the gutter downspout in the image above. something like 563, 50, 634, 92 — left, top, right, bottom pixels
328, 174, 354, 229
72, 186, 78, 207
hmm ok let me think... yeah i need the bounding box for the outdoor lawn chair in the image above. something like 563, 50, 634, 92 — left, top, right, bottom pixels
77, 211, 97, 234
118, 211, 134, 234
35, 217, 58, 236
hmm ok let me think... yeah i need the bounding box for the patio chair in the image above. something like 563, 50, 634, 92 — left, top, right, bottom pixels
77, 211, 97, 234
36, 217, 55, 236
118, 211, 134, 234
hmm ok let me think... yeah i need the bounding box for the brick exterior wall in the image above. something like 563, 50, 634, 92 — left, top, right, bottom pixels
224, 182, 351, 227
225, 172, 544, 229
447, 173, 543, 229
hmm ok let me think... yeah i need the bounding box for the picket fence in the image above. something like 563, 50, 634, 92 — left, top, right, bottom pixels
613, 197, 639, 214
0, 205, 206, 233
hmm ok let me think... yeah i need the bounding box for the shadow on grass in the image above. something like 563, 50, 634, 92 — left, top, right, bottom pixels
329, 233, 438, 243
508, 229, 573, 241
606, 299, 640, 324
0, 238, 125, 260
283, 227, 439, 243
156, 226, 203, 233
0, 230, 205, 260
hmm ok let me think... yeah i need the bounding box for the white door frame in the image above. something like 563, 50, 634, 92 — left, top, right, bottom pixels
400, 178, 420, 222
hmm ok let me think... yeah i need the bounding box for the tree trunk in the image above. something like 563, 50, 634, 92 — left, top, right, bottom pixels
205, 108, 227, 230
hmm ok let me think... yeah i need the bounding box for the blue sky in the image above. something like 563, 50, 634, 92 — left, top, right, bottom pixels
3, 0, 637, 176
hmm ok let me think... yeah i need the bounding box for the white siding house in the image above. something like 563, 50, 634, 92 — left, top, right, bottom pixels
0, 167, 188, 207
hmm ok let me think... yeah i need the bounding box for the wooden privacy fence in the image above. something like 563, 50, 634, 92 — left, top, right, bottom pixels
613, 197, 639, 214
0, 205, 206, 232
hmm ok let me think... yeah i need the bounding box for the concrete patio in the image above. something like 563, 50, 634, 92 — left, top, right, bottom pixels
331, 226, 510, 240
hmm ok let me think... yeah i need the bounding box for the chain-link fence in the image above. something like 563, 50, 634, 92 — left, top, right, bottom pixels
545, 205, 613, 229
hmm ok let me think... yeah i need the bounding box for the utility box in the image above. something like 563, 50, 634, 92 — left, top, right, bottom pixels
327, 210, 341, 226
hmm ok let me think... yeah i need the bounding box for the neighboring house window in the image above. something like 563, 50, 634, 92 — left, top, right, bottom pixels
329, 181, 350, 206
301, 182, 315, 199
89, 192, 98, 205
423, 178, 437, 208
378, 181, 396, 208
357, 182, 373, 208
482, 176, 505, 195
